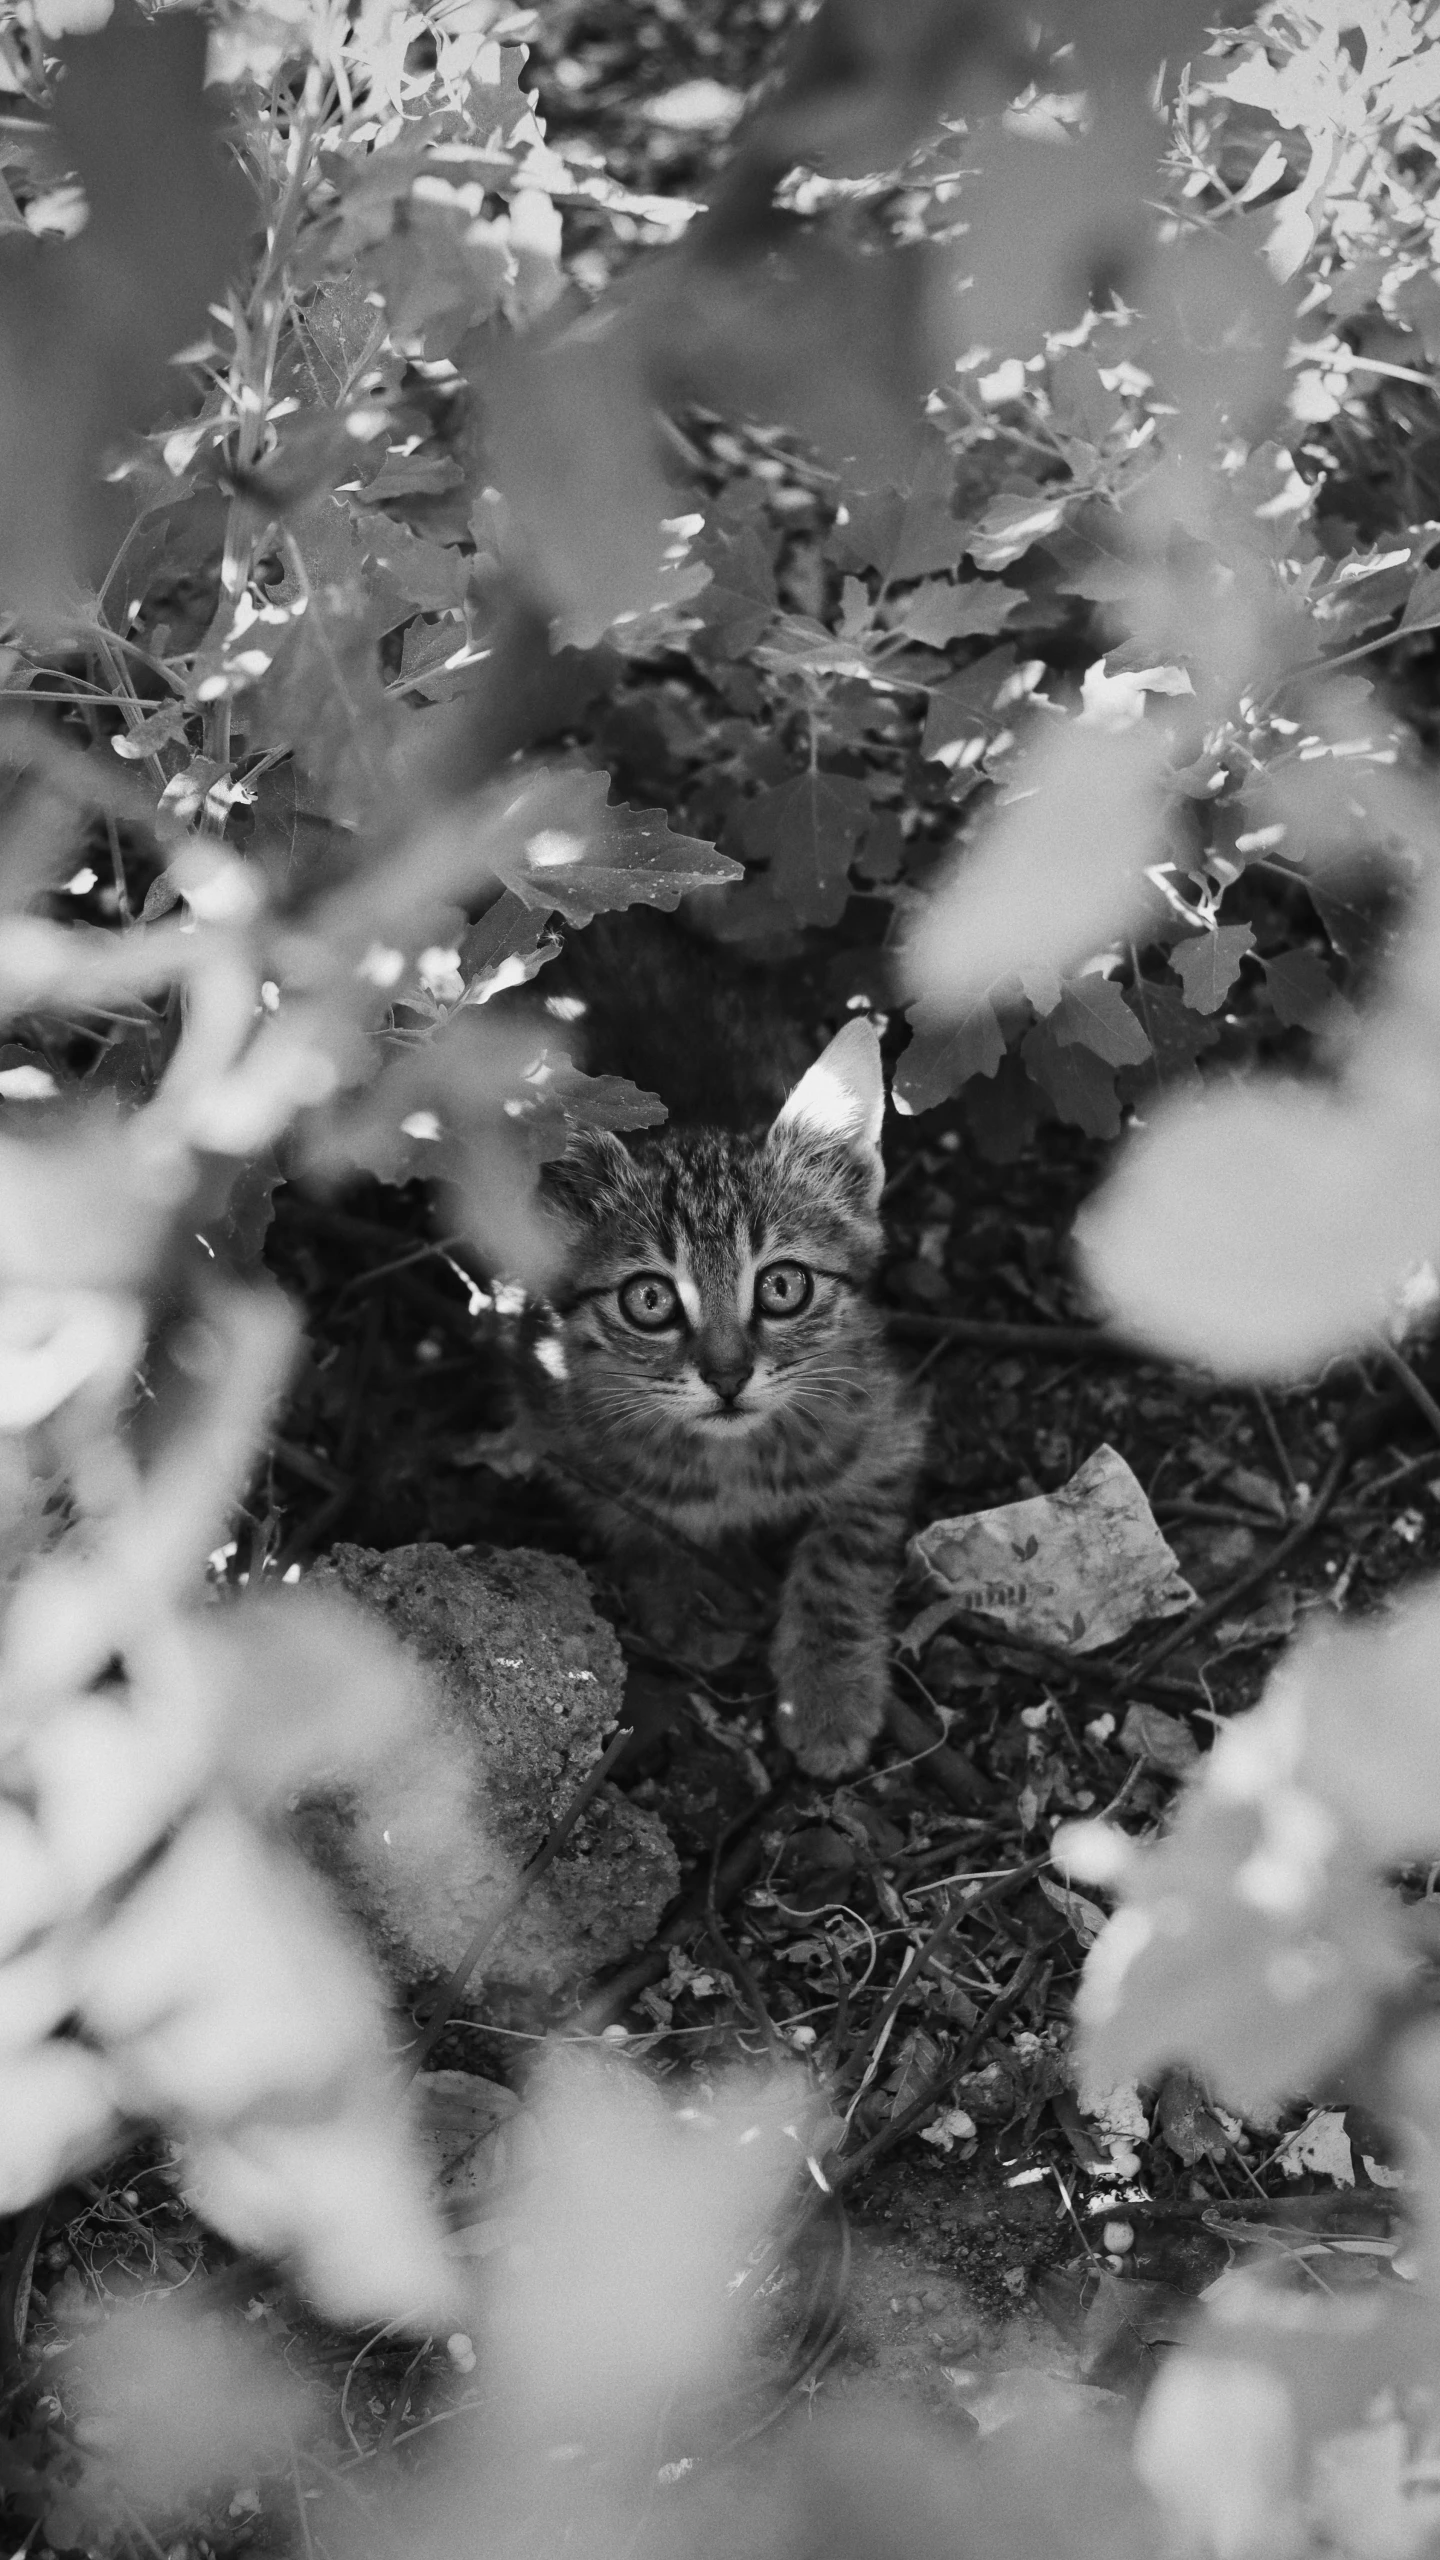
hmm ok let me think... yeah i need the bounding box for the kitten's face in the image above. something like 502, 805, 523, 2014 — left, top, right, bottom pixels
541, 1022, 888, 1450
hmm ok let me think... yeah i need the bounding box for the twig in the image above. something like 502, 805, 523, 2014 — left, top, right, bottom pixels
1126, 1444, 1351, 1679
405, 1719, 636, 2076
705, 1904, 786, 2059
1250, 1386, 1300, 1501
1372, 1337, 1440, 1449
930, 1608, 1209, 1707
831, 1948, 1043, 2188
886, 1314, 1156, 1361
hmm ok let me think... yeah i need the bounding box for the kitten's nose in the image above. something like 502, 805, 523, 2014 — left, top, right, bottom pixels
697, 1335, 754, 1404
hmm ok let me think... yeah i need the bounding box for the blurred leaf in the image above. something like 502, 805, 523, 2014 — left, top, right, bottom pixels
1053, 976, 1153, 1067
192, 1586, 422, 1806
1077, 1791, 1412, 2116
909, 720, 1169, 1011
951, 118, 1157, 366
72, 2297, 312, 2509
0, 1, 253, 612
1077, 1082, 1438, 1379
1170, 924, 1256, 1015
644, 230, 931, 486
894, 993, 1006, 1113
740, 771, 872, 926
485, 304, 710, 650
1140, 228, 1297, 454
1288, 1587, 1440, 1866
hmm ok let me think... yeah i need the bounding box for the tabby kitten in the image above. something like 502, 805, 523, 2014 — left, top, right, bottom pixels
537, 1019, 924, 1778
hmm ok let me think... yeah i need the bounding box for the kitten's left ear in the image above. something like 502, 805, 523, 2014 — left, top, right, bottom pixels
770, 1017, 885, 1199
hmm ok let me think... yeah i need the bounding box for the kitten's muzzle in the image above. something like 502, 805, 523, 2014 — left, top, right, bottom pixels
695, 1331, 755, 1406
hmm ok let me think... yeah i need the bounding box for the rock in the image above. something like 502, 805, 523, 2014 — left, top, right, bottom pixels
294, 1543, 679, 1997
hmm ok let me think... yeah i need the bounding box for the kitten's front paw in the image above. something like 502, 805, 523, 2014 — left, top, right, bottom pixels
774, 1659, 887, 1780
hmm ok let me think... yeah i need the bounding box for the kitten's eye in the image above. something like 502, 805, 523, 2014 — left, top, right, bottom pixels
755, 1260, 813, 1319
618, 1272, 681, 1331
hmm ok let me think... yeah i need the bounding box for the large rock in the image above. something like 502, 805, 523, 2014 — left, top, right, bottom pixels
294, 1543, 678, 1997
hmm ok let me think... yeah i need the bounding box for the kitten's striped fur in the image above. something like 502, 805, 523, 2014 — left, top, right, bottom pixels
538, 1021, 924, 1777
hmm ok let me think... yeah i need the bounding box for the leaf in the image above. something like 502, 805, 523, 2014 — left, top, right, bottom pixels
1049, 348, 1126, 445
1400, 565, 1440, 634
907, 718, 1169, 1009
1170, 925, 1256, 1015
358, 517, 471, 617
887, 433, 970, 581
458, 890, 559, 1003
889, 578, 1021, 647
967, 489, 1070, 573
826, 488, 905, 578
1077, 1083, 1440, 1380
739, 771, 873, 927
515, 1059, 667, 1160
1119, 1702, 1198, 1777
894, 993, 1006, 1113
481, 768, 741, 926
753, 615, 877, 680
1053, 976, 1153, 1068
1274, 2108, 1354, 2186
1021, 1023, 1123, 1139
1156, 2069, 1230, 2168
1119, 979, 1224, 1095
920, 648, 1019, 760
1260, 949, 1338, 1031
689, 522, 777, 658
242, 586, 394, 830
194, 1152, 283, 1274
1038, 1873, 1107, 1948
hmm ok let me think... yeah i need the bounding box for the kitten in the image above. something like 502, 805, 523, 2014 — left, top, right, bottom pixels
536, 1019, 924, 1778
